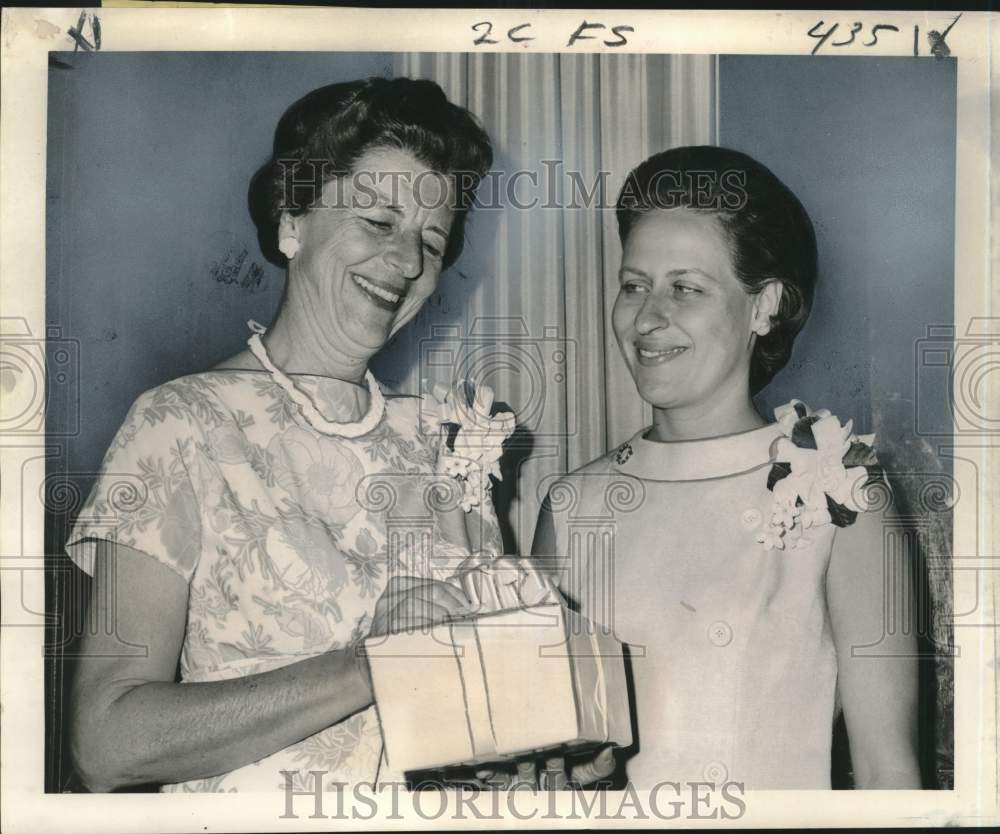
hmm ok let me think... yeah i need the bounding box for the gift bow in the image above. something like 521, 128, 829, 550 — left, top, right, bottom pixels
451, 551, 564, 613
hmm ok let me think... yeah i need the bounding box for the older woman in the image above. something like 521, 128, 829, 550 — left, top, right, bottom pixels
535, 146, 920, 789
66, 78, 501, 792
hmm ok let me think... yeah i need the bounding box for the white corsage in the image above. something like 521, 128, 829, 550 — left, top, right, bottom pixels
757, 400, 884, 551
422, 379, 516, 513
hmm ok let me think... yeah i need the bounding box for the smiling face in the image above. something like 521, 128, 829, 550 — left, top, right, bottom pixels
279, 146, 455, 360
613, 208, 775, 421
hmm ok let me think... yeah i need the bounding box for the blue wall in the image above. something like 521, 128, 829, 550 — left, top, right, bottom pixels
720, 55, 956, 459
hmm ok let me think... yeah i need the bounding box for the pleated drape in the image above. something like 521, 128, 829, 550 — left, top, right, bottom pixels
385, 53, 717, 552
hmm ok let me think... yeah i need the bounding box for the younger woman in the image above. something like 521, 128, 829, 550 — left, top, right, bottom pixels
533, 146, 920, 790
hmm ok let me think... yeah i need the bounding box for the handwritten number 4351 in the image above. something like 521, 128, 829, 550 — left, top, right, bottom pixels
808, 16, 961, 57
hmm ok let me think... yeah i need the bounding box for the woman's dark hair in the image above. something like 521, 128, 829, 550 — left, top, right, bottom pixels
249, 77, 493, 268
616, 145, 817, 394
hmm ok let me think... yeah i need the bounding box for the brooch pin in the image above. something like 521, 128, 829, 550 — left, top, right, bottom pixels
615, 442, 633, 465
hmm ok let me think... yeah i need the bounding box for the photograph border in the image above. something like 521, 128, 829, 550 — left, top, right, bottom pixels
1, 6, 996, 831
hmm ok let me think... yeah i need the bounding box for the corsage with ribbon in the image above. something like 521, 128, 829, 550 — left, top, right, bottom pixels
422, 379, 516, 513
758, 400, 886, 551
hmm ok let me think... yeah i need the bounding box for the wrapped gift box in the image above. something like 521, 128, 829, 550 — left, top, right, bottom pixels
364, 598, 632, 773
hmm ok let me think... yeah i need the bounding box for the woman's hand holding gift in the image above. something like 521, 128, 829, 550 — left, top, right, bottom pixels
539, 746, 618, 789
454, 747, 617, 790
368, 575, 473, 638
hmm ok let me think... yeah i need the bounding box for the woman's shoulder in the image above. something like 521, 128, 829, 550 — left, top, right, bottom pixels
114, 371, 263, 451
130, 370, 252, 415
563, 424, 655, 480
549, 447, 622, 496
568, 452, 619, 478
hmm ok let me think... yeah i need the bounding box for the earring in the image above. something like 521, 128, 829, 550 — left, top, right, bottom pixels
278, 236, 300, 260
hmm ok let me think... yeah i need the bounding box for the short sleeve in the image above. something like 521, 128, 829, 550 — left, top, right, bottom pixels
65, 385, 204, 583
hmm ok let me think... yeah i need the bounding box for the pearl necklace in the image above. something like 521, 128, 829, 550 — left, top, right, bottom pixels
246, 320, 385, 439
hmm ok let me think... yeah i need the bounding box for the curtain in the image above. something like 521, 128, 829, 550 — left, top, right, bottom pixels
382, 53, 717, 554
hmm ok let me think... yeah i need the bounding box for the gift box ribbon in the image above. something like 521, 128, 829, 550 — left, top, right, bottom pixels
444, 553, 613, 760
450, 551, 564, 612
449, 620, 498, 758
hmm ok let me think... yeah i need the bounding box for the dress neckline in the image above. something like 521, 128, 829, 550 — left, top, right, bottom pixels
612, 421, 783, 482
208, 366, 369, 386
207, 367, 381, 426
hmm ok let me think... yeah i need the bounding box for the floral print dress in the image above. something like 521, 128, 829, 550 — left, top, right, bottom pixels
66, 370, 503, 792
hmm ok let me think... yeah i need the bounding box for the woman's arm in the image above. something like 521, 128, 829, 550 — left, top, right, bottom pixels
530, 493, 556, 562
826, 508, 922, 789
70, 541, 467, 792
530, 490, 566, 592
